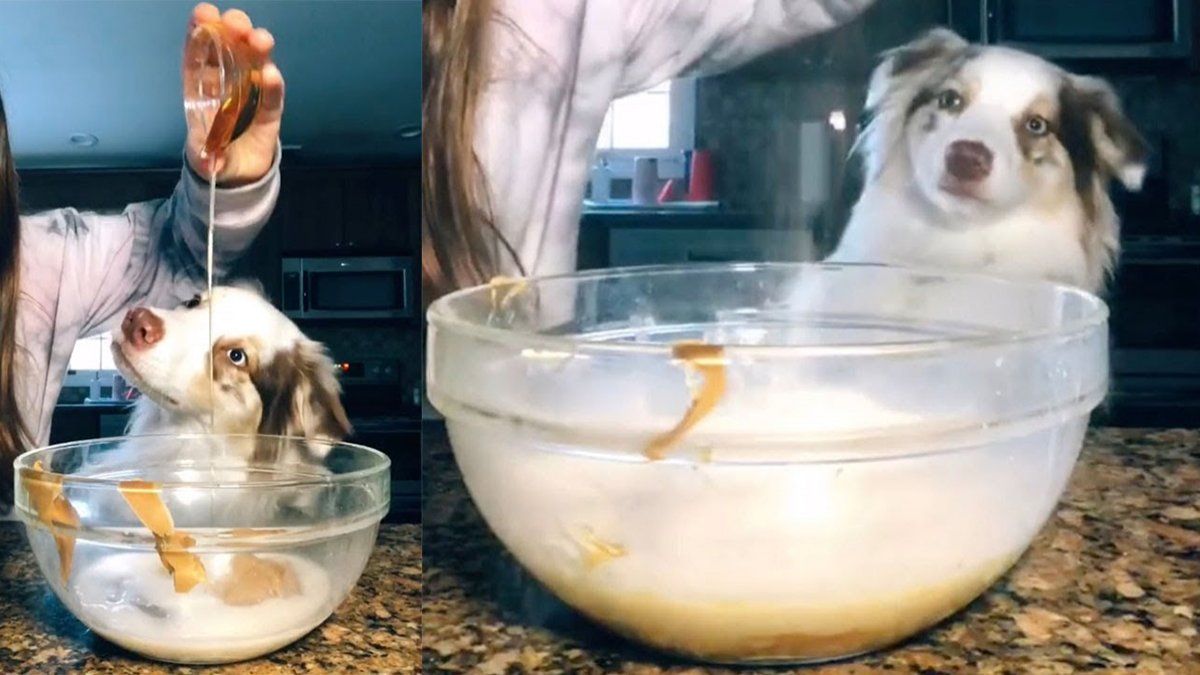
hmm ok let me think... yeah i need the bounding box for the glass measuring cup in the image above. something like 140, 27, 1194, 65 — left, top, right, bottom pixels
182, 22, 263, 161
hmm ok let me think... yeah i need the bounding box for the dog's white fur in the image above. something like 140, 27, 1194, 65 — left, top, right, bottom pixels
110, 284, 351, 466
829, 29, 1147, 295
61, 285, 353, 524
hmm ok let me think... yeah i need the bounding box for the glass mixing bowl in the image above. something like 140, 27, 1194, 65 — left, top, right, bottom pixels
427, 263, 1108, 665
13, 434, 389, 665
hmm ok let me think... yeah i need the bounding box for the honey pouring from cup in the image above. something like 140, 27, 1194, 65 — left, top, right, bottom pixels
182, 20, 262, 163
182, 19, 263, 429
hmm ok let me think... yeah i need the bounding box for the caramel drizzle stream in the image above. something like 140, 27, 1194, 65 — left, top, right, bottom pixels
643, 342, 728, 460
119, 480, 207, 593
21, 461, 80, 583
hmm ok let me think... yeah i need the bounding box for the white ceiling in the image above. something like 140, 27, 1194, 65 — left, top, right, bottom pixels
0, 0, 421, 168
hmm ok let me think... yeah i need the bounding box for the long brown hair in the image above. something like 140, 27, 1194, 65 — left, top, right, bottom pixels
0, 91, 26, 512
422, 0, 523, 307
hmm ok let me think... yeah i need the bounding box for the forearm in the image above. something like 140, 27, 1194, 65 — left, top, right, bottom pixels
619, 0, 875, 95
172, 143, 281, 278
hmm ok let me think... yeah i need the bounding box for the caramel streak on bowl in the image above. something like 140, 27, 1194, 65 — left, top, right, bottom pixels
644, 342, 728, 460
573, 527, 627, 571
487, 276, 528, 323
118, 480, 207, 592
20, 461, 80, 583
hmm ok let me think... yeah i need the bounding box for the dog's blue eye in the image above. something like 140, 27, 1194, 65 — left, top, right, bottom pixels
1025, 115, 1049, 136
183, 295, 201, 309
937, 89, 963, 112
228, 348, 247, 366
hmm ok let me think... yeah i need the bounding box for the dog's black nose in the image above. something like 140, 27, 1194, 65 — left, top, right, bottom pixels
122, 308, 164, 350
945, 140, 993, 182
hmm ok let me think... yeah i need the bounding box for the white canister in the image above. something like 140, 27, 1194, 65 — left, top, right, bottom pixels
590, 161, 612, 203
632, 157, 659, 205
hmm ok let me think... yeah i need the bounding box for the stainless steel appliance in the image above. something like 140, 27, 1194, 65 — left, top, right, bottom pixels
281, 256, 414, 320
949, 0, 1194, 61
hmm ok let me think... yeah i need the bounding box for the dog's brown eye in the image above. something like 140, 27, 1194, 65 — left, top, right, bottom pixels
1025, 115, 1049, 136
183, 295, 201, 309
228, 348, 247, 366
937, 89, 964, 112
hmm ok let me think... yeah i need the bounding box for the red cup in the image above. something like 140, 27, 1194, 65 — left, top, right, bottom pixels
687, 149, 715, 201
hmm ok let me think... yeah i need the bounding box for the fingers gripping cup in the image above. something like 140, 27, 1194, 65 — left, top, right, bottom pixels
183, 21, 262, 161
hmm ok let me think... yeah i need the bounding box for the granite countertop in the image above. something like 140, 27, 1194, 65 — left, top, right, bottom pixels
0, 522, 421, 673
423, 427, 1200, 673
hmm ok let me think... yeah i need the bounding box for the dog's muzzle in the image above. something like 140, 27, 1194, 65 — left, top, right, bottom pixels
945, 140, 993, 183
122, 308, 165, 351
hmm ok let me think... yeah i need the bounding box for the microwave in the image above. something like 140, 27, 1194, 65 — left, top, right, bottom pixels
281, 256, 414, 319
949, 0, 1194, 60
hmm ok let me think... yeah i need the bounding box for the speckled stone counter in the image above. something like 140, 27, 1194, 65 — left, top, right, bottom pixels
0, 522, 421, 674
423, 427, 1200, 673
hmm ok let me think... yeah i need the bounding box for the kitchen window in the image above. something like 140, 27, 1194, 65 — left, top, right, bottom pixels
69, 333, 117, 372
65, 331, 119, 393
593, 78, 696, 181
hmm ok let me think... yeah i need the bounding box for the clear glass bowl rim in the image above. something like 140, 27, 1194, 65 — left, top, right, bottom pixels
426, 262, 1109, 357
13, 433, 391, 490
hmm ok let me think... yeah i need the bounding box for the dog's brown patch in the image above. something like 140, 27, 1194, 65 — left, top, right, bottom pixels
906, 87, 938, 119
1058, 86, 1105, 222
185, 336, 265, 434
1013, 95, 1062, 169
904, 69, 975, 122
1059, 78, 1149, 218
252, 340, 352, 444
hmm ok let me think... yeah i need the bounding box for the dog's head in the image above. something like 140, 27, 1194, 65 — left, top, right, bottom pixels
111, 284, 351, 442
859, 28, 1148, 225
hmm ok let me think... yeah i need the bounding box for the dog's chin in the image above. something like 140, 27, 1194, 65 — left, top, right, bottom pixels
920, 178, 996, 222
111, 344, 183, 411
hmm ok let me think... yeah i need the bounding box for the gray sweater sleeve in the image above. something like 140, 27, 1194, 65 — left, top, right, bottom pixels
72, 146, 281, 337
617, 0, 875, 95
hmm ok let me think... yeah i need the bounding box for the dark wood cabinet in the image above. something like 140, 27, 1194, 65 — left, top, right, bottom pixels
277, 172, 345, 253
17, 162, 419, 308
277, 166, 415, 255
342, 168, 410, 252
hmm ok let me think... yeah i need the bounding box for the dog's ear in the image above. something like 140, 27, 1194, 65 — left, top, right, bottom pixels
1061, 75, 1149, 192
255, 339, 353, 453
865, 28, 970, 112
